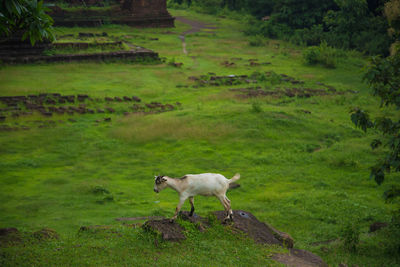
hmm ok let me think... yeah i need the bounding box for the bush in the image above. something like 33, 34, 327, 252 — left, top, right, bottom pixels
191, 0, 224, 14
248, 35, 265, 46
384, 210, 400, 255
290, 25, 325, 46
341, 221, 360, 252
250, 102, 262, 113
1, 0, 55, 45
303, 41, 337, 68
303, 46, 320, 65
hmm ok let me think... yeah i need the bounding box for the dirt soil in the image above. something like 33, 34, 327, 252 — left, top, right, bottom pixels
0, 228, 22, 246
272, 249, 329, 267
143, 219, 186, 241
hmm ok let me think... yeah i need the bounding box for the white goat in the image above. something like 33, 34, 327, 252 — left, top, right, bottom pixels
153, 173, 240, 222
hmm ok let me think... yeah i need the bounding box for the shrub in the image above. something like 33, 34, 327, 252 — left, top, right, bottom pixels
191, 0, 224, 14
383, 210, 400, 255
290, 25, 325, 46
303, 46, 320, 65
248, 35, 265, 47
341, 221, 360, 252
251, 102, 262, 113
303, 41, 337, 68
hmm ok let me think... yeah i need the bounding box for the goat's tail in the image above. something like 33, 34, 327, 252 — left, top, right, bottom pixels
228, 173, 240, 184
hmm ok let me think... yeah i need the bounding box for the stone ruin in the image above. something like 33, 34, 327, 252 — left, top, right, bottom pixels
0, 1, 169, 64
48, 0, 175, 27
0, 1, 173, 63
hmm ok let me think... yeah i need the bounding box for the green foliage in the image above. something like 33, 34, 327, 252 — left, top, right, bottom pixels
272, 0, 337, 29
191, 0, 224, 14
385, 210, 400, 253
240, 0, 392, 55
250, 102, 262, 113
341, 221, 360, 252
290, 25, 325, 46
351, 54, 400, 189
0, 0, 55, 45
91, 185, 110, 195
323, 0, 391, 55
303, 41, 337, 68
248, 34, 265, 47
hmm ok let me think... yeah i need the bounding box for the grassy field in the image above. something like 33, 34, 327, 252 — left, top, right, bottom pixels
1, 9, 400, 266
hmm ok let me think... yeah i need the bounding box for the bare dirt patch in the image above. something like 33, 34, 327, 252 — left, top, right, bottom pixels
0, 228, 22, 246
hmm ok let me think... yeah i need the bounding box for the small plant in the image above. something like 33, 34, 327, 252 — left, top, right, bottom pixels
248, 35, 265, 47
42, 48, 56, 56
91, 185, 110, 195
251, 102, 262, 113
341, 221, 360, 252
167, 57, 183, 67
303, 46, 320, 65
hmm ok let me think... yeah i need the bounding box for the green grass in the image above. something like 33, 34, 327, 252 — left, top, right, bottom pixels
0, 220, 285, 267
0, 8, 400, 266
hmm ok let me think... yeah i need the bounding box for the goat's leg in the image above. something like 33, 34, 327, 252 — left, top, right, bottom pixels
217, 195, 230, 221
189, 196, 195, 217
223, 195, 233, 220
170, 196, 187, 222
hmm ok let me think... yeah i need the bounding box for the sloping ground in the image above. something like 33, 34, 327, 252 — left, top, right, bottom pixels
175, 16, 216, 54
144, 210, 327, 267
1, 9, 400, 266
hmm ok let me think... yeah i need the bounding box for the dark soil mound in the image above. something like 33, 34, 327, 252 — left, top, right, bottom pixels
32, 228, 59, 240
0, 228, 21, 246
179, 211, 211, 232
214, 210, 293, 248
143, 219, 186, 241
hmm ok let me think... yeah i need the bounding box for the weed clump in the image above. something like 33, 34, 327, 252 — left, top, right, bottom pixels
303, 41, 337, 68
341, 221, 360, 252
250, 102, 262, 113
91, 185, 114, 204
248, 35, 265, 47
91, 185, 110, 195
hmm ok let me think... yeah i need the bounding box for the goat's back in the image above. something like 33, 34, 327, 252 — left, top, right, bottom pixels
184, 173, 229, 196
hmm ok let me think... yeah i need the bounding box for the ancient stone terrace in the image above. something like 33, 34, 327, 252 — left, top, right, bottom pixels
48, 0, 175, 28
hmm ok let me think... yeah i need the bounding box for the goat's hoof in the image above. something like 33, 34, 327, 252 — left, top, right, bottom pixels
223, 216, 233, 224
223, 218, 231, 224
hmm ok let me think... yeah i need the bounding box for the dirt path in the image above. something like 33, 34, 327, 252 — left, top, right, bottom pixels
175, 16, 217, 55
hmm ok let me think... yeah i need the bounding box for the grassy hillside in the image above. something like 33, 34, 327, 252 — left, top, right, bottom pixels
0, 9, 399, 266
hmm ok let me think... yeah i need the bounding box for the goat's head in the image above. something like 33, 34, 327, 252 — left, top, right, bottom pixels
154, 175, 167, 193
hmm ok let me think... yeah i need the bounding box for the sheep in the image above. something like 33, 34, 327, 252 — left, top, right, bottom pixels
153, 173, 240, 222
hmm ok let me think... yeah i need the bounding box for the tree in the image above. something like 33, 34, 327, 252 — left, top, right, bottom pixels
0, 0, 55, 45
384, 0, 400, 54
350, 53, 400, 199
